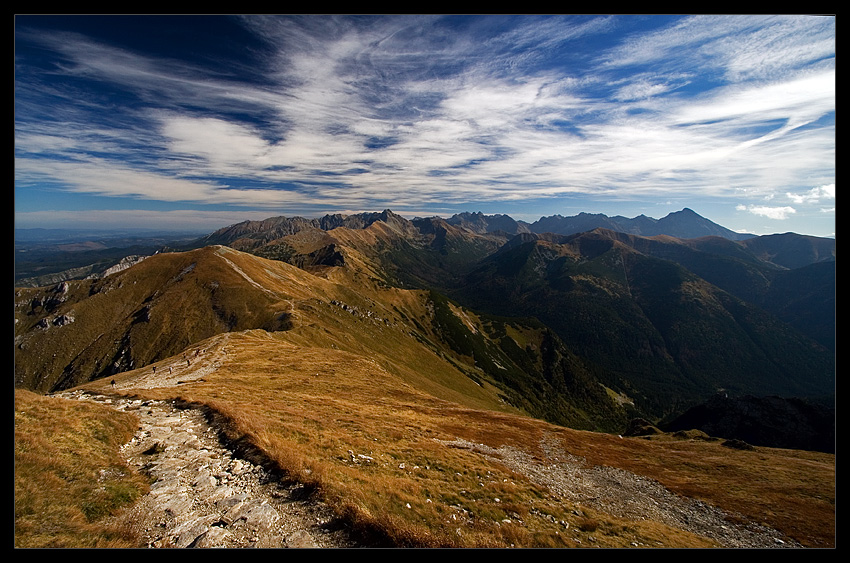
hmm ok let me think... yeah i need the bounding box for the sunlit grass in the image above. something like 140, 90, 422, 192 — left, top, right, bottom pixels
52, 325, 836, 548
20, 245, 833, 548
92, 331, 731, 548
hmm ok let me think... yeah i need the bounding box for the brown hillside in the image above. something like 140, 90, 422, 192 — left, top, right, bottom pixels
15, 246, 320, 392
14, 245, 514, 414
15, 243, 835, 548
76, 329, 835, 548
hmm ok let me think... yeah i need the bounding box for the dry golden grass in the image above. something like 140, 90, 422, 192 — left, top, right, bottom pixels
80, 328, 833, 548
14, 389, 150, 548
17, 244, 836, 548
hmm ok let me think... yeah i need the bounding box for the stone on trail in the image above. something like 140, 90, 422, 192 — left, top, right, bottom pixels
172, 515, 218, 548
49, 390, 360, 548
191, 526, 232, 548
286, 529, 320, 548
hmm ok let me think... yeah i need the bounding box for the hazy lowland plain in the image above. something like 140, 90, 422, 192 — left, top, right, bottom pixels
14, 210, 835, 548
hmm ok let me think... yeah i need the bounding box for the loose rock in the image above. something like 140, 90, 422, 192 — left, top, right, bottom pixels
54, 390, 359, 548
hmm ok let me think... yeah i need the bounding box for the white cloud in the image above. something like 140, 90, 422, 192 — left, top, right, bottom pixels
672, 70, 834, 129
737, 204, 796, 220
602, 15, 834, 80
15, 156, 322, 207
162, 117, 271, 164
786, 183, 835, 204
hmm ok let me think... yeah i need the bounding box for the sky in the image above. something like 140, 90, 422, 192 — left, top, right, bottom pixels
15, 15, 835, 237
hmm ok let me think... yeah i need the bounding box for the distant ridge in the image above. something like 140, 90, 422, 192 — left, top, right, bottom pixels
198, 209, 417, 249
206, 207, 755, 245
523, 208, 754, 241
445, 211, 532, 235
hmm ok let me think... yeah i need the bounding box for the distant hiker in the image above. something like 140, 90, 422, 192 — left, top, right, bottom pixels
152, 366, 156, 373
111, 379, 116, 388
169, 366, 173, 374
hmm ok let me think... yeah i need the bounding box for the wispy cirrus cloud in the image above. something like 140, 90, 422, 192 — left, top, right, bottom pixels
15, 15, 834, 235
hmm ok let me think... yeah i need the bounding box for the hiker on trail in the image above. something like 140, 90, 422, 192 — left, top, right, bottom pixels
153, 366, 156, 373
111, 380, 116, 388
169, 366, 173, 374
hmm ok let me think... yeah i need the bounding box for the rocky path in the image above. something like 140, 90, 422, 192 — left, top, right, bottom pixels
55, 389, 360, 548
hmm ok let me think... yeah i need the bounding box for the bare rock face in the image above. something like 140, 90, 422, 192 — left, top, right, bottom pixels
54, 390, 359, 549
91, 255, 149, 279
53, 313, 75, 326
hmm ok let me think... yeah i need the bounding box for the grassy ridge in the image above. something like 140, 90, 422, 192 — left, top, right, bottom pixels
14, 244, 630, 433
81, 330, 834, 548
88, 332, 718, 548
15, 242, 835, 548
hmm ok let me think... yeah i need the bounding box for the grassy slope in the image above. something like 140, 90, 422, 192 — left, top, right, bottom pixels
13, 245, 500, 409
77, 329, 834, 548
15, 240, 626, 426
16, 244, 835, 548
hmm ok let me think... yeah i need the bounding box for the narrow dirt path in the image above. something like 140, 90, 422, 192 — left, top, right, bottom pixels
55, 333, 803, 549
55, 389, 362, 548
111, 334, 232, 391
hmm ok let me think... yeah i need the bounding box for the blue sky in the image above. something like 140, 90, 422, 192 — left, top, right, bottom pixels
15, 15, 835, 236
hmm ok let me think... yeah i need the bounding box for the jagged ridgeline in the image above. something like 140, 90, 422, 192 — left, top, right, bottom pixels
15, 209, 834, 432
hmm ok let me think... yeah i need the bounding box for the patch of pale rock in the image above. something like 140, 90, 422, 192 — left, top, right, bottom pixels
437, 436, 803, 548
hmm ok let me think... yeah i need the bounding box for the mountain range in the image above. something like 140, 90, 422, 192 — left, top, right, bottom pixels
15, 208, 835, 443
446, 207, 755, 241
13, 206, 836, 550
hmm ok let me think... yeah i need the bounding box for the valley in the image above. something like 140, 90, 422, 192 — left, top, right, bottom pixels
14, 208, 835, 548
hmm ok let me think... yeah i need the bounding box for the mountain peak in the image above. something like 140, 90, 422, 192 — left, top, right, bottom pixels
528, 208, 752, 241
